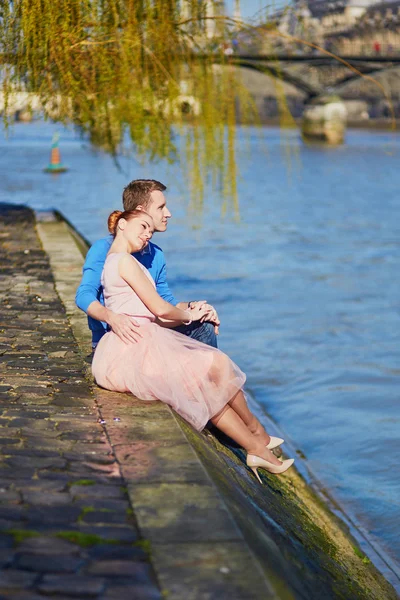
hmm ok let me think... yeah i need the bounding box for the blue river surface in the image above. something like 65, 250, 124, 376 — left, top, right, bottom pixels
1, 121, 399, 580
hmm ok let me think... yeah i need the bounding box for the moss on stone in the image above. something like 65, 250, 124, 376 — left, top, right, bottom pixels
68, 479, 95, 487
55, 531, 119, 547
77, 505, 113, 522
134, 539, 152, 557
5, 528, 39, 544
177, 416, 397, 600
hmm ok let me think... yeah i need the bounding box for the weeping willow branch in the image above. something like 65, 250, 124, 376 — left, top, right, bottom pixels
0, 0, 264, 211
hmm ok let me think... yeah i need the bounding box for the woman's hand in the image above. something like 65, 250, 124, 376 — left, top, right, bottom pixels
186, 304, 206, 323
189, 302, 220, 335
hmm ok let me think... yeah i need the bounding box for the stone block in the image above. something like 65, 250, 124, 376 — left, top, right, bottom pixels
130, 483, 241, 544
117, 442, 209, 485
37, 574, 106, 597
152, 542, 275, 600
108, 418, 186, 446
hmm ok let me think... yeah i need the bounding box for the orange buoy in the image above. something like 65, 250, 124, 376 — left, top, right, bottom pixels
44, 133, 68, 173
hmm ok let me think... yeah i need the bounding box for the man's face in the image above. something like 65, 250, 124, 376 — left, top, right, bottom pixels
144, 190, 171, 232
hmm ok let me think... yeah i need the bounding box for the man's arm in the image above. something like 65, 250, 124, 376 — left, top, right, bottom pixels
76, 238, 141, 344
154, 259, 179, 305
153, 250, 199, 309
75, 237, 110, 314
153, 249, 220, 333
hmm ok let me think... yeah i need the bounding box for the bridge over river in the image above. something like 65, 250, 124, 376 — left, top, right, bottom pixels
2, 52, 400, 120
217, 53, 400, 101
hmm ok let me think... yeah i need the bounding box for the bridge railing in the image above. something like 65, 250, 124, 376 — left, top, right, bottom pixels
220, 45, 400, 60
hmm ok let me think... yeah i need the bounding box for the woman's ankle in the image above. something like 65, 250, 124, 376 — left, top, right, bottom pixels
250, 420, 270, 444
247, 440, 268, 457
246, 443, 281, 465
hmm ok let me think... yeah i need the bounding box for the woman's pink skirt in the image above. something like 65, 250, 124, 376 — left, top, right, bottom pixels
92, 321, 246, 431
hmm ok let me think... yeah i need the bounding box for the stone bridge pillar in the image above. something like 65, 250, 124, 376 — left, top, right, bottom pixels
301, 95, 347, 144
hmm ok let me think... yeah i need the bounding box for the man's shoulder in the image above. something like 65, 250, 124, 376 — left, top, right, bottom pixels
149, 241, 164, 255
86, 235, 113, 259
143, 241, 166, 272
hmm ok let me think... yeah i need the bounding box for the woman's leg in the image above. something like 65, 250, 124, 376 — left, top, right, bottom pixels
211, 405, 281, 465
228, 390, 271, 445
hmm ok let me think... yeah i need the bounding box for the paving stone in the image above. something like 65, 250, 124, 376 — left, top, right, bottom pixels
37, 574, 106, 597
22, 493, 72, 507
87, 546, 147, 562
76, 526, 138, 544
17, 537, 79, 556
0, 538, 13, 551
0, 490, 21, 503
73, 499, 130, 513
0, 468, 36, 480
85, 560, 152, 579
78, 511, 128, 526
5, 457, 67, 471
0, 508, 27, 522
5, 449, 63, 460
0, 549, 14, 568
26, 506, 82, 525
0, 439, 21, 446
0, 568, 37, 588
101, 585, 162, 600
4, 410, 50, 419
14, 553, 84, 573
2, 594, 64, 600
69, 485, 126, 501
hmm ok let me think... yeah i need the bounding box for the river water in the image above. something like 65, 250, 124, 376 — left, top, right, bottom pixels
1, 121, 399, 583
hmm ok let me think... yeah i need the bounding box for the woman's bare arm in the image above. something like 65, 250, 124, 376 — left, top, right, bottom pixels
118, 255, 193, 323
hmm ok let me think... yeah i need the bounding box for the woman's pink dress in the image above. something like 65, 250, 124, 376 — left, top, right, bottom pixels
91, 253, 246, 431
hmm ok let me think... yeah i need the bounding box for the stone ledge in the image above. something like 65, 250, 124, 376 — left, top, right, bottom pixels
36, 214, 275, 599
36, 210, 398, 600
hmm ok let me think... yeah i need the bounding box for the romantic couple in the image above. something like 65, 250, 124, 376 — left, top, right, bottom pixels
75, 179, 294, 482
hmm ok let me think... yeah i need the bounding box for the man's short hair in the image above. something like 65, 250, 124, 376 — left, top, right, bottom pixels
122, 179, 166, 211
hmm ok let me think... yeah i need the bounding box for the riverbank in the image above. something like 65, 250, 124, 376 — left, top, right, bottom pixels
246, 116, 400, 131
0, 202, 396, 599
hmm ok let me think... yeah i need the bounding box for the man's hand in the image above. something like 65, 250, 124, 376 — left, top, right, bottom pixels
191, 302, 220, 335
107, 312, 142, 344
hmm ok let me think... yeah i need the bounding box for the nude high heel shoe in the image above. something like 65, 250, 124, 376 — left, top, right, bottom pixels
266, 436, 284, 450
247, 454, 294, 483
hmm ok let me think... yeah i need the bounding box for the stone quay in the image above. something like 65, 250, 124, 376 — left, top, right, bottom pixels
0, 202, 397, 599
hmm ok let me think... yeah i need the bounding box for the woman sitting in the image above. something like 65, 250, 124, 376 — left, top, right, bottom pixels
91, 209, 294, 482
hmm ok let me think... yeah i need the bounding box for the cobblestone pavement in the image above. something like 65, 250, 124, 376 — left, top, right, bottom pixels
0, 204, 162, 599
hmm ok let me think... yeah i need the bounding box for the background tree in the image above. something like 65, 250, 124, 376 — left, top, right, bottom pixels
0, 0, 259, 211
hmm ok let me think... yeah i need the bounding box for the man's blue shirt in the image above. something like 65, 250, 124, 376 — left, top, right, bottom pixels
75, 235, 178, 343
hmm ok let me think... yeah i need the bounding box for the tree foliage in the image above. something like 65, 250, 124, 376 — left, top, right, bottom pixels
0, 0, 259, 209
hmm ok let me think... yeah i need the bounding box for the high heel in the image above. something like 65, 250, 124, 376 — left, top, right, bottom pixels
246, 454, 294, 483
266, 436, 284, 450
